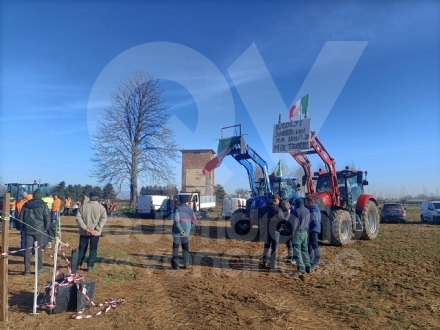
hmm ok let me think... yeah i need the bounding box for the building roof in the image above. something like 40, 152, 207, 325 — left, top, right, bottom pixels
180, 149, 215, 154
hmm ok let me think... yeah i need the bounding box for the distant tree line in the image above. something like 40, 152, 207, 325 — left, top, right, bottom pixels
140, 185, 178, 197
51, 181, 117, 202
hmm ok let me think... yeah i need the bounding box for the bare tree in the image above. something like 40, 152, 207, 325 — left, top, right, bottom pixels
252, 163, 264, 180
234, 188, 249, 198
90, 71, 178, 208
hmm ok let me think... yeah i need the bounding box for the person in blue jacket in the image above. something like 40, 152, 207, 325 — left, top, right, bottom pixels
305, 196, 321, 270
171, 195, 197, 270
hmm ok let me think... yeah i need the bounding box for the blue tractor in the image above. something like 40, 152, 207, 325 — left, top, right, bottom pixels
218, 125, 301, 237
230, 175, 301, 237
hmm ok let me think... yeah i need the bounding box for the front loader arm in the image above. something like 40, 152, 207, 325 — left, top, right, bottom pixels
289, 131, 340, 206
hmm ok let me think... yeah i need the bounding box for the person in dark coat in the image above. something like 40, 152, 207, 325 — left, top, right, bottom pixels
19, 189, 50, 275
166, 197, 176, 220
306, 196, 321, 270
260, 194, 286, 270
285, 197, 311, 276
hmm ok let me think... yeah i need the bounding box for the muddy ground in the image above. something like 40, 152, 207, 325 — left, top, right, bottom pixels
1, 207, 440, 329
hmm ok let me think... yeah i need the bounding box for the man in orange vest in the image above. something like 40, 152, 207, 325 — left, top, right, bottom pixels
16, 193, 31, 221
52, 194, 61, 222
64, 196, 72, 216
108, 201, 116, 217
16, 193, 32, 251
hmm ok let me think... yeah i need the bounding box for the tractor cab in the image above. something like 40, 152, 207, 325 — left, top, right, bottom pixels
257, 176, 299, 200
337, 167, 368, 209
6, 182, 51, 201
315, 167, 368, 210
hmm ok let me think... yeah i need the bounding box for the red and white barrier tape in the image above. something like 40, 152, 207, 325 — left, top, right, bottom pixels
37, 273, 85, 310
1, 245, 43, 257
61, 251, 72, 274
72, 284, 125, 319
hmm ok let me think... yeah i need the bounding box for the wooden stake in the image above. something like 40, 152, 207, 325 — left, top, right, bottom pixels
0, 192, 11, 321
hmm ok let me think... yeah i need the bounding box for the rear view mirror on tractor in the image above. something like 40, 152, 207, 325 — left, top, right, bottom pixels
357, 171, 363, 184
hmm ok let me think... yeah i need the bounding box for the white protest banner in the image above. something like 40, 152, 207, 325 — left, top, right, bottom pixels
272, 118, 311, 153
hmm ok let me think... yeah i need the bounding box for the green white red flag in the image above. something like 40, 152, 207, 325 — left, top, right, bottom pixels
288, 94, 309, 121
269, 160, 282, 178
203, 136, 241, 175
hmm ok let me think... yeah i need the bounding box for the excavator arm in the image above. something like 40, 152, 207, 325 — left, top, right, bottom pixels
232, 145, 272, 197
290, 153, 314, 195
233, 158, 257, 197
219, 125, 272, 198
290, 131, 340, 206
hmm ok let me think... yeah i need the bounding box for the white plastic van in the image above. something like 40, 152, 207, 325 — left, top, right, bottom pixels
420, 200, 440, 224
222, 197, 246, 219
137, 195, 168, 218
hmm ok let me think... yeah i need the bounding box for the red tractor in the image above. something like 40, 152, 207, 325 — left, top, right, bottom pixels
291, 132, 379, 245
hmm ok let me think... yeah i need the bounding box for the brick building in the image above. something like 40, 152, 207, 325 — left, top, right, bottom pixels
180, 149, 215, 196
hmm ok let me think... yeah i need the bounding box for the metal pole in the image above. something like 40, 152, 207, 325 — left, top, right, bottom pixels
0, 192, 11, 321
31, 241, 39, 315
50, 236, 59, 310
57, 211, 61, 242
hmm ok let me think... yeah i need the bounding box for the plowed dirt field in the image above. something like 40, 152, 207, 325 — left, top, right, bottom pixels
1, 208, 440, 329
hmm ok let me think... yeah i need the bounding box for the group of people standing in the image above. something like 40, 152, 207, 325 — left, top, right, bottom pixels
12, 188, 119, 276
16, 190, 108, 275
167, 193, 322, 275
14, 188, 321, 277
63, 196, 82, 216
261, 194, 321, 277
62, 197, 116, 217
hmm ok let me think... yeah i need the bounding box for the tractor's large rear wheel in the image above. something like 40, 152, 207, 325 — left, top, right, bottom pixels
360, 201, 380, 240
230, 211, 251, 236
235, 220, 251, 236
330, 210, 352, 246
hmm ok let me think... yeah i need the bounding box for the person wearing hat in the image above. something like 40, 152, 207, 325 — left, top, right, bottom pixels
19, 189, 51, 275
260, 193, 286, 270
75, 191, 107, 272
285, 197, 311, 277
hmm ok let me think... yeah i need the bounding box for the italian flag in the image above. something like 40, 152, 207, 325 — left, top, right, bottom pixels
203, 136, 242, 175
288, 94, 309, 121
269, 160, 282, 178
